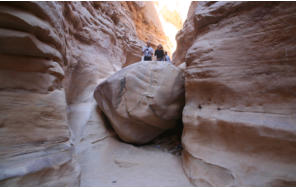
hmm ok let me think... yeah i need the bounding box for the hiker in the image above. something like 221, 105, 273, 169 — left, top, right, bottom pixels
142, 42, 154, 61
154, 44, 165, 61
164, 51, 171, 62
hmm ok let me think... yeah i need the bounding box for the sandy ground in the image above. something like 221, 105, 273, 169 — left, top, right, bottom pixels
71, 101, 192, 186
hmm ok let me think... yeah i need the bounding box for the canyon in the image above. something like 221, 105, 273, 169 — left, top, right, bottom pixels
1, 1, 296, 187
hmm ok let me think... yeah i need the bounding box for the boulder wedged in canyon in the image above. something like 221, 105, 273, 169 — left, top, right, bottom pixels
175, 1, 296, 186
94, 61, 185, 145
0, 2, 176, 186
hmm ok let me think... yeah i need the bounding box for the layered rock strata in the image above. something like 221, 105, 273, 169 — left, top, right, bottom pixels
126, 2, 173, 56
0, 2, 171, 186
174, 2, 296, 186
94, 61, 185, 145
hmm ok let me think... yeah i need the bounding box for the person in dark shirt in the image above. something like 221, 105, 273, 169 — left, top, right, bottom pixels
154, 44, 165, 61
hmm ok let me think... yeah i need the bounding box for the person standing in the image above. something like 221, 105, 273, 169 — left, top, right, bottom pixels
142, 42, 154, 61
164, 51, 171, 62
154, 44, 165, 61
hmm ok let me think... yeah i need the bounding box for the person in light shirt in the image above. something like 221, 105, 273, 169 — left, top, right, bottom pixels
164, 51, 171, 63
142, 42, 154, 61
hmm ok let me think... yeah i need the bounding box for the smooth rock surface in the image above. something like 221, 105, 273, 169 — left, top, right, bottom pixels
174, 1, 296, 186
94, 61, 185, 144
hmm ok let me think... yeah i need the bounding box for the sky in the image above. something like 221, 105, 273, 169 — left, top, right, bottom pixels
154, 0, 192, 53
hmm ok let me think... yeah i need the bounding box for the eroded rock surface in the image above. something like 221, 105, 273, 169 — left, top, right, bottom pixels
94, 61, 185, 145
125, 2, 173, 59
174, 2, 296, 186
0, 2, 174, 186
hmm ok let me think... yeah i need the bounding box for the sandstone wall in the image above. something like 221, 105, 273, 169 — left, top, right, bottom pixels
174, 2, 296, 186
0, 2, 169, 186
123, 2, 172, 64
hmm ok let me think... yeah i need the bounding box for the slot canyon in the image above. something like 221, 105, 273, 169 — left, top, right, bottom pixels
0, 1, 296, 187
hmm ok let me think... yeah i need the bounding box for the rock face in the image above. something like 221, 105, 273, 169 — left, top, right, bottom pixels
0, 2, 172, 186
126, 2, 173, 56
173, 1, 198, 66
94, 61, 185, 144
174, 2, 296, 186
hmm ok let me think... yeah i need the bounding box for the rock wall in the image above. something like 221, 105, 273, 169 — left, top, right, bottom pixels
124, 2, 172, 63
174, 2, 296, 186
0, 2, 170, 186
173, 1, 198, 66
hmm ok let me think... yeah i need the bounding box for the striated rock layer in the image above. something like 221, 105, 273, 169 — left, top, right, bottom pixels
94, 61, 185, 145
174, 1, 296, 186
125, 2, 173, 57
0, 2, 171, 186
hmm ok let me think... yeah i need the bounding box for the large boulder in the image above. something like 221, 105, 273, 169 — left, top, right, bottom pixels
94, 61, 185, 144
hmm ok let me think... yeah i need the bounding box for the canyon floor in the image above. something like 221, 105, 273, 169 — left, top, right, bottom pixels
71, 101, 192, 186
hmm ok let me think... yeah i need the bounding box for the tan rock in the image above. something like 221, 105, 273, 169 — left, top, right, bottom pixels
0, 1, 175, 186
0, 89, 80, 186
94, 61, 185, 144
172, 1, 198, 66
125, 2, 173, 56
175, 1, 296, 186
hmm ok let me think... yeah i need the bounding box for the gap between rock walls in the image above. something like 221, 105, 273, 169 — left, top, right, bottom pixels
79, 61, 189, 186
2, 1, 295, 187
64, 2, 192, 187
